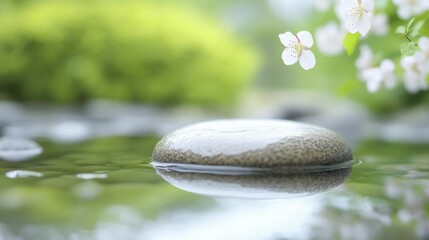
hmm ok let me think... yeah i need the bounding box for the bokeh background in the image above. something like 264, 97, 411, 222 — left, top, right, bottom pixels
0, 0, 426, 112
1, 1, 429, 239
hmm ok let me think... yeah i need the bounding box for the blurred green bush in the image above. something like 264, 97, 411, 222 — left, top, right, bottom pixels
0, 1, 257, 104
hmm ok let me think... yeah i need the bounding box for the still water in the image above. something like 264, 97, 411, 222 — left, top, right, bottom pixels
0, 136, 428, 240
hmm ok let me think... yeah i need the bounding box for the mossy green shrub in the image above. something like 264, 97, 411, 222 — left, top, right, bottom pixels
0, 1, 257, 104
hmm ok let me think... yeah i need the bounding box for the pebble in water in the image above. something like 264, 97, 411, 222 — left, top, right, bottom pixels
152, 119, 353, 198
152, 119, 353, 168
0, 137, 43, 162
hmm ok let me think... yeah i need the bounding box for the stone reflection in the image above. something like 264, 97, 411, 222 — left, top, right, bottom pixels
154, 165, 352, 198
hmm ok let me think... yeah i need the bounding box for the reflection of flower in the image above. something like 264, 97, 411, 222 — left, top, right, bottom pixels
416, 220, 429, 239
400, 53, 428, 93
279, 31, 316, 70
392, 0, 429, 20
339, 0, 374, 36
316, 22, 346, 56
385, 178, 402, 199
371, 13, 388, 36
361, 59, 396, 93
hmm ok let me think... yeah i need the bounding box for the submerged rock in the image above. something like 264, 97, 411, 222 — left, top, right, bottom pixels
152, 119, 352, 168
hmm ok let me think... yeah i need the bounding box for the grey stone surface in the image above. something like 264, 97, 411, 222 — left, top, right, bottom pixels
152, 119, 353, 168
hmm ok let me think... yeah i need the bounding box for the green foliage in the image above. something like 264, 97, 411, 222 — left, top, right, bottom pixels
0, 1, 258, 105
395, 26, 406, 35
419, 19, 429, 36
395, 17, 418, 39
400, 42, 417, 57
343, 32, 360, 56
396, 17, 424, 57
407, 17, 416, 31
409, 20, 424, 38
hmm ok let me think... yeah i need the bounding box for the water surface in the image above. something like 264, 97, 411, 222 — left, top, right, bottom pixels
0, 137, 428, 240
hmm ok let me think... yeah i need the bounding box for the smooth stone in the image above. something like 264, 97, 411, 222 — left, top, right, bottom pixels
152, 119, 353, 168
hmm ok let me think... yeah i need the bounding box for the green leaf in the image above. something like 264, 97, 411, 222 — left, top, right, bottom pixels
343, 32, 360, 56
419, 20, 429, 36
410, 20, 424, 38
406, 17, 416, 32
395, 26, 406, 34
400, 42, 417, 57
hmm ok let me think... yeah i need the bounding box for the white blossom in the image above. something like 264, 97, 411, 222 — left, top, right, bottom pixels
335, 2, 346, 23
392, 0, 429, 20
418, 37, 429, 61
355, 44, 374, 70
279, 31, 316, 70
316, 22, 346, 56
400, 53, 429, 93
361, 59, 396, 93
371, 13, 388, 36
399, 37, 429, 93
339, 0, 374, 36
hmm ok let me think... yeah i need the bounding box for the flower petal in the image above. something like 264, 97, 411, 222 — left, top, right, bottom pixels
299, 50, 316, 70
340, 0, 358, 10
397, 7, 411, 20
418, 37, 429, 52
372, 14, 388, 36
355, 45, 373, 69
404, 73, 421, 93
415, 53, 429, 74
344, 8, 361, 34
316, 22, 344, 56
362, 68, 382, 93
282, 48, 299, 65
367, 79, 381, 93
362, 0, 374, 12
400, 56, 415, 69
279, 32, 297, 48
335, 2, 346, 21
358, 13, 372, 36
297, 31, 313, 48
380, 59, 395, 73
